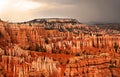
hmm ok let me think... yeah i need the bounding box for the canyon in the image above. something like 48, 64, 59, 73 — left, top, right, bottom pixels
0, 18, 120, 77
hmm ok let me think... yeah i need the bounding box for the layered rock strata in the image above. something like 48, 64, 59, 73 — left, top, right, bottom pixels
0, 19, 120, 77
64, 53, 120, 77
0, 45, 61, 77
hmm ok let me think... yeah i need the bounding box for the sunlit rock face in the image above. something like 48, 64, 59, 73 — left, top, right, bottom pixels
64, 53, 111, 77
0, 21, 120, 54
0, 18, 120, 77
65, 53, 120, 77
0, 45, 61, 77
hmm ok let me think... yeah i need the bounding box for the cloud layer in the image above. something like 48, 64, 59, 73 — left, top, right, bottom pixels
0, 0, 120, 23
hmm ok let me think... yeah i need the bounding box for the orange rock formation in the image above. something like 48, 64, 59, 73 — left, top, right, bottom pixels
0, 18, 120, 77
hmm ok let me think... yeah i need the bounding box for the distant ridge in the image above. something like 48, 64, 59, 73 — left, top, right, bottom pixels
25, 18, 81, 24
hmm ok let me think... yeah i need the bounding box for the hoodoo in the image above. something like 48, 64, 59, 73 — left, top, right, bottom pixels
0, 18, 120, 77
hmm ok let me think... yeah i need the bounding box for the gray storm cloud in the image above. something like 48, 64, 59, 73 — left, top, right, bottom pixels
0, 0, 120, 23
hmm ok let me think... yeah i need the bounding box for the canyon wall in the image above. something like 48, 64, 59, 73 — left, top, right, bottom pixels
64, 53, 120, 77
0, 45, 61, 77
0, 22, 120, 55
0, 19, 120, 77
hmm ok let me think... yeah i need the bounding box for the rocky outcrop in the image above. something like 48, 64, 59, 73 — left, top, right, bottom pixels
64, 53, 120, 77
0, 45, 61, 77
0, 22, 120, 55
0, 18, 120, 77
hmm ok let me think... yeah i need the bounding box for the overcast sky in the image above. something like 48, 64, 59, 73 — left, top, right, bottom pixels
0, 0, 120, 23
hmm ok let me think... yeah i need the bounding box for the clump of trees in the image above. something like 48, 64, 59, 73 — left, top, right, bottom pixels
45, 38, 49, 44
114, 43, 119, 53
0, 32, 3, 38
35, 44, 46, 53
75, 53, 80, 56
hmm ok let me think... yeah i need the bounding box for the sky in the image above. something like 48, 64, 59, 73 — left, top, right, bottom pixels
0, 0, 120, 23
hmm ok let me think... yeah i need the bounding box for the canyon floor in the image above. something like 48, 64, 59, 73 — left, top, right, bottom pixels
0, 18, 120, 77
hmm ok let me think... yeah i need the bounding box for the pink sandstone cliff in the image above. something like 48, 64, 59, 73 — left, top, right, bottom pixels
0, 19, 120, 77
